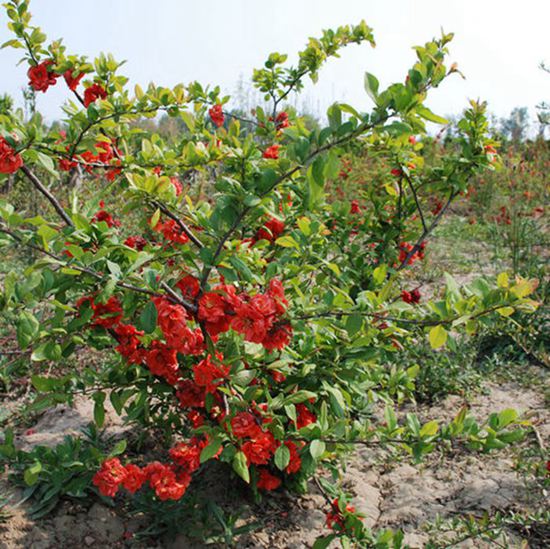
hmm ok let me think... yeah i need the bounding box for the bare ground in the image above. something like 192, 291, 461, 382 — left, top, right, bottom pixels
0, 372, 548, 549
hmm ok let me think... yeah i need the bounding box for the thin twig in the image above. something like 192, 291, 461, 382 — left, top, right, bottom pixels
20, 165, 74, 227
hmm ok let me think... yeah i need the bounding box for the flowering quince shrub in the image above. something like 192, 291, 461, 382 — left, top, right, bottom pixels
0, 1, 541, 545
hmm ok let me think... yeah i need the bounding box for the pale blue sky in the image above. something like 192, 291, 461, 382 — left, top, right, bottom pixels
0, 0, 548, 124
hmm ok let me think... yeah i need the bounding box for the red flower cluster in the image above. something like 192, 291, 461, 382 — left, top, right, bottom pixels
84, 83, 108, 107
230, 411, 301, 478
154, 296, 204, 355
153, 218, 190, 245
350, 200, 362, 214
296, 403, 317, 429
398, 241, 425, 266
92, 200, 121, 228
339, 158, 352, 179
0, 136, 23, 174
193, 353, 229, 393
254, 217, 285, 243
92, 458, 132, 497
325, 498, 359, 531
198, 279, 292, 350
27, 60, 59, 92
275, 111, 290, 129
209, 104, 225, 128
494, 206, 511, 225
114, 323, 144, 364
263, 144, 280, 159
401, 288, 421, 304
124, 235, 148, 250
27, 60, 88, 95
60, 141, 122, 181
94, 437, 209, 501
77, 295, 123, 328
170, 176, 183, 196
256, 468, 281, 490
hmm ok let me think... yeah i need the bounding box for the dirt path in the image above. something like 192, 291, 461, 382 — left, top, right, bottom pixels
0, 377, 548, 548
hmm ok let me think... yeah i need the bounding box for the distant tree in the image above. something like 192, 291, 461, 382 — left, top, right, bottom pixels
500, 106, 530, 142
536, 62, 549, 136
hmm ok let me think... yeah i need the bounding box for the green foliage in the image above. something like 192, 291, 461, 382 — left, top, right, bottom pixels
0, 1, 542, 546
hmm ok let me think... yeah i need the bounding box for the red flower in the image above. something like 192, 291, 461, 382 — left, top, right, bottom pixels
231, 412, 262, 439
93, 458, 128, 497
193, 354, 229, 393
124, 235, 147, 250
27, 60, 58, 92
409, 135, 417, 145
63, 69, 85, 91
84, 83, 108, 107
88, 296, 123, 328
169, 440, 203, 472
187, 409, 205, 428
114, 323, 144, 364
0, 137, 23, 174
275, 111, 290, 129
231, 301, 271, 344
256, 468, 281, 490
121, 464, 146, 494
146, 341, 179, 385
296, 403, 316, 429
149, 465, 189, 501
209, 104, 225, 128
401, 288, 421, 304
267, 278, 288, 314
390, 168, 402, 177
255, 217, 285, 242
176, 379, 206, 409
241, 431, 277, 465
325, 498, 357, 531
176, 274, 200, 300
153, 219, 189, 245
170, 176, 183, 196
198, 292, 234, 337
350, 200, 362, 215
92, 208, 121, 228
58, 157, 76, 172
284, 441, 302, 474
262, 322, 293, 351
263, 144, 280, 159
154, 296, 189, 345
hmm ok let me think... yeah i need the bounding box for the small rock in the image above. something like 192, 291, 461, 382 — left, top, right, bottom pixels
84, 536, 95, 546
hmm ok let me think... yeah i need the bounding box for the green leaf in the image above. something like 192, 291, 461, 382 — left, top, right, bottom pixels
497, 408, 518, 429
313, 534, 337, 549
309, 440, 326, 460
93, 392, 106, 428
24, 461, 42, 486
416, 105, 448, 125
200, 437, 223, 463
419, 420, 439, 437
364, 72, 379, 102
274, 444, 290, 470
111, 439, 127, 456
232, 451, 250, 483
16, 311, 39, 349
139, 300, 158, 333
373, 264, 387, 285
275, 235, 299, 249
428, 325, 447, 349
345, 313, 363, 336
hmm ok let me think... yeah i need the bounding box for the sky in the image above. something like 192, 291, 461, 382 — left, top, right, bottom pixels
0, 0, 548, 125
